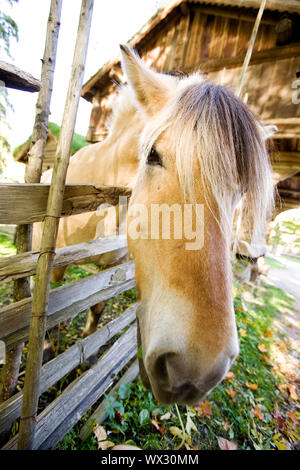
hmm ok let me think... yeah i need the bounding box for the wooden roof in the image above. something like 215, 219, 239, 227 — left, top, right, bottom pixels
82, 0, 300, 102
0, 61, 40, 93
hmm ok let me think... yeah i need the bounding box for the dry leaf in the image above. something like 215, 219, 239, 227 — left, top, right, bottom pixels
222, 420, 230, 431
288, 384, 298, 400
264, 330, 272, 337
151, 419, 165, 436
195, 400, 212, 417
184, 443, 199, 450
226, 388, 238, 399
260, 355, 271, 364
287, 411, 300, 425
112, 444, 141, 450
258, 344, 268, 353
246, 381, 258, 391
273, 409, 286, 432
160, 412, 171, 421
218, 437, 238, 450
251, 405, 264, 420
98, 440, 115, 450
224, 371, 235, 380
93, 424, 107, 442
239, 329, 247, 337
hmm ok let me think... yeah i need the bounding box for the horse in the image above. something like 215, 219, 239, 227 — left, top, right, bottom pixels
33, 45, 274, 404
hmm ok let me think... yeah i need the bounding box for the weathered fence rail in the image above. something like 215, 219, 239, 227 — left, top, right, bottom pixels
0, 305, 137, 436
3, 324, 137, 450
0, 181, 136, 448
0, 235, 127, 284
0, 261, 135, 348
0, 183, 131, 225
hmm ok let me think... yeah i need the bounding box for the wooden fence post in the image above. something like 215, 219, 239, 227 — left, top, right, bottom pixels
17, 0, 94, 450
0, 0, 62, 409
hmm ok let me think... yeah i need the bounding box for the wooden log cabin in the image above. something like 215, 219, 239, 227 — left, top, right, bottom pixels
13, 122, 89, 173
82, 0, 300, 215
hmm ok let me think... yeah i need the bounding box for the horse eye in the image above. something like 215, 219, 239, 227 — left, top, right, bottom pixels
146, 147, 163, 166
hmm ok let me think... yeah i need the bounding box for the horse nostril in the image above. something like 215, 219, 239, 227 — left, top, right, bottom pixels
152, 352, 177, 384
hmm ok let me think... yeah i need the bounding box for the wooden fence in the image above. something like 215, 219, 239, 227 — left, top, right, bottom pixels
0, 0, 138, 449
0, 183, 138, 449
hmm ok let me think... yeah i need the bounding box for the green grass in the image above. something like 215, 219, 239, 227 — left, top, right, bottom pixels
265, 256, 286, 270
280, 254, 300, 264
0, 233, 16, 257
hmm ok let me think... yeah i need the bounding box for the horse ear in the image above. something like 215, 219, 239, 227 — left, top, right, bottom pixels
261, 124, 278, 141
120, 44, 173, 114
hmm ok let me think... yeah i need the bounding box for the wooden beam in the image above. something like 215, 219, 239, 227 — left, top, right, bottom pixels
271, 152, 300, 165
0, 183, 131, 225
0, 305, 136, 436
0, 61, 41, 92
0, 235, 127, 284
186, 43, 300, 74
263, 118, 300, 125
270, 133, 300, 140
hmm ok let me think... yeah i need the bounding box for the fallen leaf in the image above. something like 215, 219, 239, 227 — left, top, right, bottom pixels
151, 419, 165, 436
185, 411, 198, 437
184, 443, 199, 450
218, 437, 238, 450
264, 330, 272, 337
224, 371, 235, 380
112, 445, 141, 450
258, 344, 268, 353
226, 388, 238, 399
251, 405, 264, 421
93, 424, 107, 443
98, 440, 115, 450
115, 410, 124, 424
222, 420, 230, 431
239, 329, 247, 337
287, 411, 300, 425
160, 412, 171, 421
260, 355, 271, 364
273, 409, 286, 432
195, 400, 212, 417
288, 384, 298, 400
246, 381, 258, 391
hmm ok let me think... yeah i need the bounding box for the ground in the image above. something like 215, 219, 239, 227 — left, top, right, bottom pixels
265, 253, 300, 409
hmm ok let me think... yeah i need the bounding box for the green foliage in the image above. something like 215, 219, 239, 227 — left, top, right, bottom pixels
0, 0, 18, 58
264, 256, 286, 269
270, 213, 300, 250
0, 0, 19, 167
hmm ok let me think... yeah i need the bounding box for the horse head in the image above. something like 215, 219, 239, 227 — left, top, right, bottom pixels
120, 45, 274, 405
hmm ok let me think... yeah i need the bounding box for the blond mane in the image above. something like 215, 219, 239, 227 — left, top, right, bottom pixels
138, 72, 274, 247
